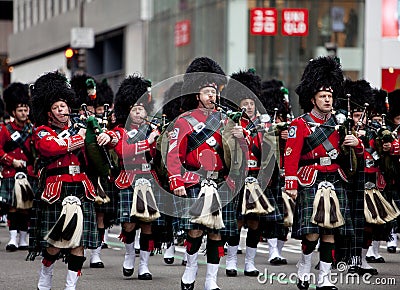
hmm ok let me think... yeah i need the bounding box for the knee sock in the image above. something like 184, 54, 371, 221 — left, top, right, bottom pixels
246, 228, 260, 248
301, 238, 318, 255
207, 239, 225, 264
319, 241, 335, 263
140, 233, 154, 252
185, 235, 203, 255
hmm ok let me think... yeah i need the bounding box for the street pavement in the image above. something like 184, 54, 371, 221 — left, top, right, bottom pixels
0, 224, 399, 289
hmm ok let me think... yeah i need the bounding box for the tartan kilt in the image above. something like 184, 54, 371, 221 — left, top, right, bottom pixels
0, 176, 38, 207
35, 182, 100, 249
291, 171, 354, 240
179, 181, 239, 237
259, 178, 287, 239
117, 173, 161, 224
94, 177, 119, 226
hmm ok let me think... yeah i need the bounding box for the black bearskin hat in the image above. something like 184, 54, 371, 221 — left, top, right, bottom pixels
3, 82, 30, 115
259, 79, 290, 119
336, 79, 374, 114
295, 56, 344, 112
70, 73, 98, 109
370, 88, 388, 117
181, 57, 227, 110
162, 81, 183, 121
95, 79, 114, 108
31, 71, 76, 126
114, 73, 152, 124
225, 69, 262, 107
388, 89, 400, 120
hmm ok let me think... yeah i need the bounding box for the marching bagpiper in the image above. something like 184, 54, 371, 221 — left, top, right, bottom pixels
167, 57, 231, 290
113, 74, 160, 280
364, 88, 400, 264
30, 71, 111, 290
284, 57, 363, 290
223, 68, 276, 277
0, 82, 37, 252
70, 74, 119, 269
259, 78, 292, 266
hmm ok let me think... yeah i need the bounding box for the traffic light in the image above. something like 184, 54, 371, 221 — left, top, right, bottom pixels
65, 48, 78, 70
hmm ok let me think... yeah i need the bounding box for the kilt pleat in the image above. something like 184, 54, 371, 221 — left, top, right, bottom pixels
291, 172, 354, 240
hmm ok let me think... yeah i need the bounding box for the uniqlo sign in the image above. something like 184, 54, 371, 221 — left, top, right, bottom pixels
281, 9, 308, 36
250, 8, 277, 36
175, 20, 191, 47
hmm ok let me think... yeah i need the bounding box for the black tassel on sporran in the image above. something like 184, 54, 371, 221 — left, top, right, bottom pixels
314, 196, 325, 223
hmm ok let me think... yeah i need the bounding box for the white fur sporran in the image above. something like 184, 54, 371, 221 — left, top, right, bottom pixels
130, 178, 160, 222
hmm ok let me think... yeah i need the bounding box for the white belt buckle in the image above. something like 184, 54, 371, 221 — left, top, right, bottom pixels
142, 163, 151, 171
248, 160, 257, 168
193, 122, 205, 133
68, 165, 80, 174
206, 171, 218, 179
206, 136, 216, 147
327, 149, 338, 160
319, 157, 331, 166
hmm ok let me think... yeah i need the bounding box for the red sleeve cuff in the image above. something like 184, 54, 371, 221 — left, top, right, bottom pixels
391, 141, 400, 155
285, 176, 298, 190
354, 138, 364, 156
106, 130, 119, 147
67, 135, 84, 152
1, 154, 14, 166
169, 175, 185, 191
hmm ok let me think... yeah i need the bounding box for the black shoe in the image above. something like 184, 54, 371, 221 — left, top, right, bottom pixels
347, 265, 360, 274
387, 246, 396, 253
365, 256, 375, 262
315, 286, 338, 290
164, 257, 174, 264
138, 272, 152, 280
123, 267, 134, 277
18, 245, 28, 251
226, 268, 237, 277
358, 267, 378, 275
135, 248, 140, 255
270, 257, 287, 265
297, 279, 309, 290
181, 280, 195, 290
369, 256, 385, 263
90, 261, 105, 268
244, 269, 259, 277
181, 260, 187, 266
237, 249, 242, 254
6, 244, 18, 252
101, 243, 109, 249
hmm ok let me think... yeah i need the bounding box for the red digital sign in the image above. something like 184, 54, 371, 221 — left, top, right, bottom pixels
281, 8, 309, 36
250, 8, 278, 36
175, 20, 191, 47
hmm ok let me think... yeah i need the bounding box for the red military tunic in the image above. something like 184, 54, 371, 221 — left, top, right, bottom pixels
34, 124, 96, 203
113, 123, 158, 189
0, 121, 35, 178
167, 109, 225, 191
364, 136, 400, 190
284, 109, 364, 190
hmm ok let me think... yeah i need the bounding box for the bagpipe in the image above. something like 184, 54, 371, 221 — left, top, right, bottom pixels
67, 103, 115, 204
212, 101, 276, 217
